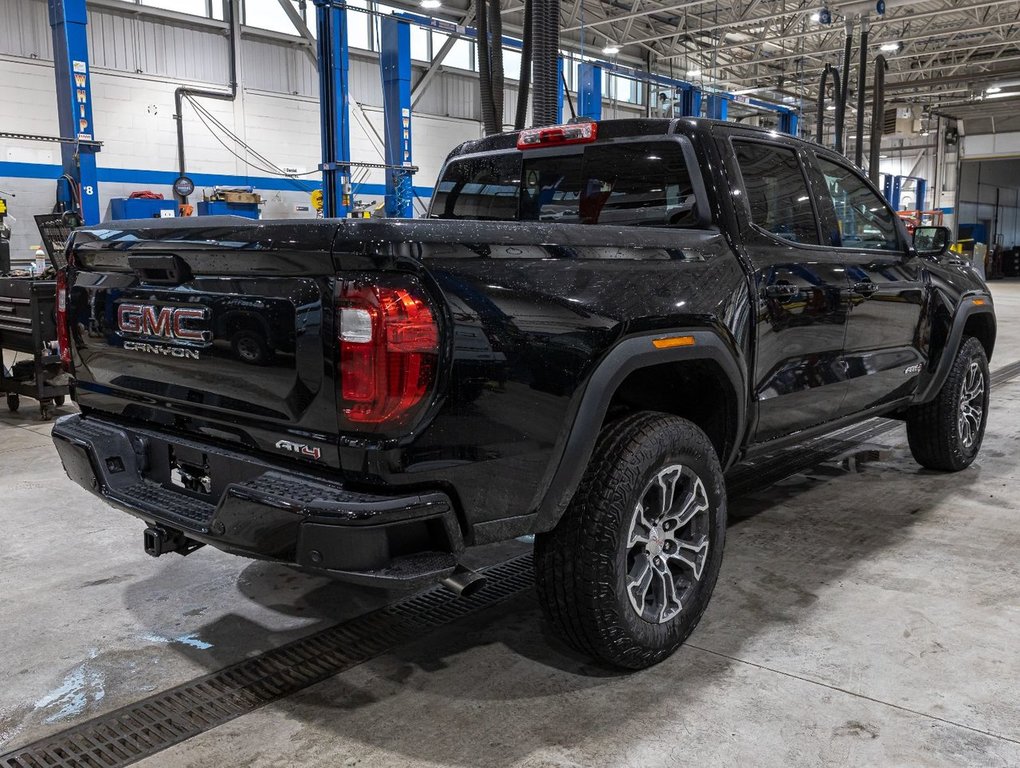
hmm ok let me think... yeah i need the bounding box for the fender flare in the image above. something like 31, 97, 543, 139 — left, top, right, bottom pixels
913, 294, 995, 404
529, 329, 747, 533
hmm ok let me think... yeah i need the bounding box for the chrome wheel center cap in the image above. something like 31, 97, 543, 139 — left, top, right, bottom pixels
647, 526, 666, 557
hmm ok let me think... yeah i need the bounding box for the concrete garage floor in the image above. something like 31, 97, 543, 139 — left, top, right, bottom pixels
3, 284, 1020, 768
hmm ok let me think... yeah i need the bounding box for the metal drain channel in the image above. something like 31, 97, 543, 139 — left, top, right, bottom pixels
0, 555, 535, 768
5, 359, 1020, 768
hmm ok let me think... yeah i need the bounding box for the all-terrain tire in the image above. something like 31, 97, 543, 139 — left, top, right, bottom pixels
906, 336, 989, 471
534, 412, 727, 669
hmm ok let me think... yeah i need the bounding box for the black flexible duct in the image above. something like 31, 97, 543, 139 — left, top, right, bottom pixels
514, 0, 533, 129
869, 54, 887, 185
835, 19, 853, 154
488, 0, 505, 129
174, 1, 238, 203
476, 0, 498, 135
855, 22, 869, 167
531, 0, 561, 127
817, 64, 841, 145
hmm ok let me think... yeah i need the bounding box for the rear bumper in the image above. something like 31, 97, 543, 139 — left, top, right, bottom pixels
51, 414, 464, 588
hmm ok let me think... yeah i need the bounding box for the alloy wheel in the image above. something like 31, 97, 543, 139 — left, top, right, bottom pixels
625, 464, 711, 624
958, 360, 985, 449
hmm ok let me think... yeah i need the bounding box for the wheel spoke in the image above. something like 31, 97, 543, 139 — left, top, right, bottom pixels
627, 502, 654, 548
656, 466, 683, 518
664, 475, 709, 530
668, 534, 710, 581
627, 554, 654, 617
655, 562, 683, 622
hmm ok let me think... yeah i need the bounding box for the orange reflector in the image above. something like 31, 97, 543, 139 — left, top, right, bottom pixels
972, 298, 986, 306
652, 335, 696, 349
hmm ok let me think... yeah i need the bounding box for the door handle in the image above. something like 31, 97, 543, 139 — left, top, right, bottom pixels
764, 283, 799, 300
852, 281, 878, 298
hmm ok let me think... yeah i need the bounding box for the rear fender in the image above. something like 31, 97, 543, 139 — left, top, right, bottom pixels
530, 329, 747, 533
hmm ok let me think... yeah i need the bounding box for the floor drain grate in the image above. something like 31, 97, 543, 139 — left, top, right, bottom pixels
0, 555, 536, 768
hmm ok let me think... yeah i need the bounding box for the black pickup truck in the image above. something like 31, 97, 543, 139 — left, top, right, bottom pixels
52, 118, 995, 669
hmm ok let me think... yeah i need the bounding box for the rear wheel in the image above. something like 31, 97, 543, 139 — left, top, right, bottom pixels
906, 336, 989, 471
534, 412, 727, 669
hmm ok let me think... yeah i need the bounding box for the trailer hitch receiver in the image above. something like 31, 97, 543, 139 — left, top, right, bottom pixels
143, 526, 204, 557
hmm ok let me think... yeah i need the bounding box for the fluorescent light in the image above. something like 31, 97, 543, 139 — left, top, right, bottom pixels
420, 0, 442, 8
811, 12, 821, 21
602, 44, 620, 55
687, 69, 702, 78
987, 86, 1003, 94
826, 104, 836, 110
880, 41, 900, 52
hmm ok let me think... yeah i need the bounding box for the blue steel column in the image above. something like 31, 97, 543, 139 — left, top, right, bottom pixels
915, 178, 927, 211
577, 62, 602, 120
705, 94, 728, 121
48, 0, 100, 224
679, 85, 702, 117
381, 18, 413, 218
315, 0, 352, 218
779, 111, 799, 137
556, 57, 564, 123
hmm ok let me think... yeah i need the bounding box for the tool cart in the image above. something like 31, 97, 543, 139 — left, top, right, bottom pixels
0, 214, 74, 420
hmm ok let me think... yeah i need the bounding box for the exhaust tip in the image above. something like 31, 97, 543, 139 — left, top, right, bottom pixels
440, 565, 487, 598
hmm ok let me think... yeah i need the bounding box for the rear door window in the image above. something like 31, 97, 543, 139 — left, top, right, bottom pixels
432, 140, 701, 228
732, 140, 820, 245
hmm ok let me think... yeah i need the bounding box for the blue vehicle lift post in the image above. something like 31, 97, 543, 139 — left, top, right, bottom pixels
705, 94, 728, 121
380, 17, 413, 218
578, 62, 603, 120
678, 84, 702, 117
314, 0, 352, 218
883, 174, 926, 211
48, 0, 100, 224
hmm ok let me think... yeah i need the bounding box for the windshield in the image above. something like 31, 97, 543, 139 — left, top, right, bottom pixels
431, 140, 701, 228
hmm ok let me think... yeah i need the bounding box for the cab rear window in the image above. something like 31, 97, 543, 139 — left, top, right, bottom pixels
431, 141, 701, 228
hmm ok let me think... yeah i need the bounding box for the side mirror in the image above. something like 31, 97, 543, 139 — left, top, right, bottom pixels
913, 226, 951, 257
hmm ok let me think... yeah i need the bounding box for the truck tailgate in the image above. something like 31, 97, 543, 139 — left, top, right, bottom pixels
67, 218, 343, 467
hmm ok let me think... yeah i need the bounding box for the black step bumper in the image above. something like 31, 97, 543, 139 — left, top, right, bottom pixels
51, 414, 463, 588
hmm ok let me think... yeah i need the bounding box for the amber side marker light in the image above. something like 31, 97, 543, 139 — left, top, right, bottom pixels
972, 298, 986, 306
652, 335, 696, 349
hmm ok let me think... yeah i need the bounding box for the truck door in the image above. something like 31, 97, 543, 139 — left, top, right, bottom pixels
809, 153, 926, 416
724, 135, 851, 442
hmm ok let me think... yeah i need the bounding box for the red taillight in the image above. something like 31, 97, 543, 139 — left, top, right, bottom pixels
517, 121, 598, 149
55, 268, 71, 370
338, 279, 440, 427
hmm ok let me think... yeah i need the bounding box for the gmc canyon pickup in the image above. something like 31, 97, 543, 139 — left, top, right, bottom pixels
52, 118, 995, 669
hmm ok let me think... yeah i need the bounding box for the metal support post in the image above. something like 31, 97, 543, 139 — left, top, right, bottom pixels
679, 85, 702, 117
577, 62, 602, 120
48, 0, 100, 224
705, 94, 728, 121
916, 178, 927, 211
556, 57, 565, 123
381, 17, 413, 218
315, 0, 352, 218
779, 111, 799, 137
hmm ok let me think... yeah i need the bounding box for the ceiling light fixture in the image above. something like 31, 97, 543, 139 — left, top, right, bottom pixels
602, 43, 621, 55
880, 41, 900, 52
987, 86, 1003, 94
420, 0, 442, 8
687, 69, 702, 78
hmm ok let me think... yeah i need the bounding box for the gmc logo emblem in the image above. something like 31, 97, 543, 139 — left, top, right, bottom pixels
118, 304, 209, 342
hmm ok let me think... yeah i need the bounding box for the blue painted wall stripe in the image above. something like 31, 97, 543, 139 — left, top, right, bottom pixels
0, 161, 434, 198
